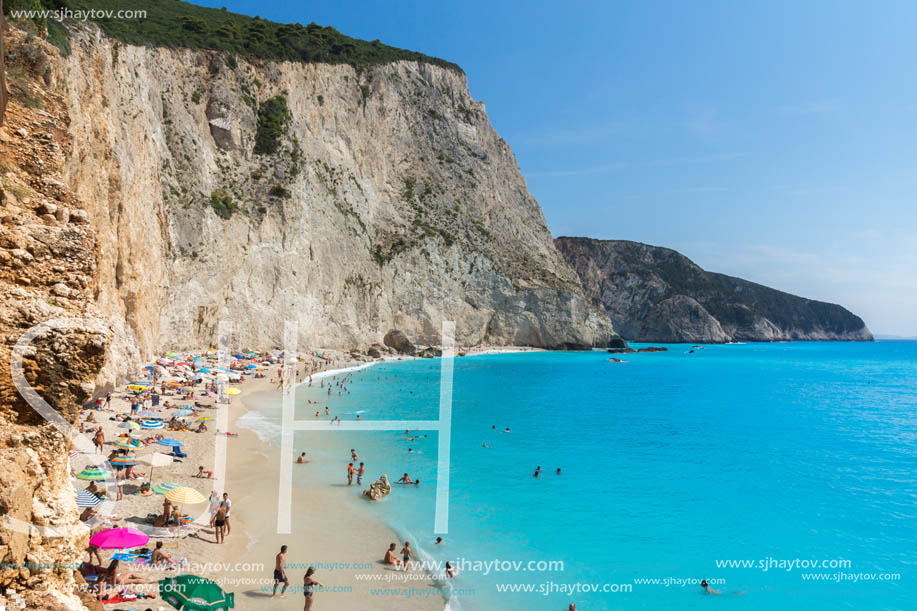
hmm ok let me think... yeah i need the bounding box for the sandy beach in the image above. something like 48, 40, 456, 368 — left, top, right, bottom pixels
69, 345, 538, 609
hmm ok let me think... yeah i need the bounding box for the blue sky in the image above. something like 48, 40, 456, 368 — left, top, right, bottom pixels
202, 0, 916, 335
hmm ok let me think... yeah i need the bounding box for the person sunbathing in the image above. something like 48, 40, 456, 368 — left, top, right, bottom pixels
196, 422, 208, 433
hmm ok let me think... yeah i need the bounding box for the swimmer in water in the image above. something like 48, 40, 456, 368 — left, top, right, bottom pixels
534, 466, 541, 477
701, 579, 721, 594
504, 428, 510, 433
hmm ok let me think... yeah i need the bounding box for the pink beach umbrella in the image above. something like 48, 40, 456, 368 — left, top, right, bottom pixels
89, 527, 149, 550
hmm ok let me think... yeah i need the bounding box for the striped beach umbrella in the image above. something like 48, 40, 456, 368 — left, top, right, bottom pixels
141, 420, 164, 429
109, 455, 136, 468
114, 438, 143, 450
75, 489, 102, 507
157, 438, 183, 448
152, 482, 180, 495
165, 487, 206, 505
76, 466, 110, 481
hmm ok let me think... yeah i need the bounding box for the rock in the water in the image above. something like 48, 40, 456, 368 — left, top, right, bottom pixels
384, 330, 415, 355
418, 346, 442, 358
363, 474, 391, 500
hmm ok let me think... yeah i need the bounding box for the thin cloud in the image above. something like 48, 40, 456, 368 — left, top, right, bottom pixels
525, 151, 747, 178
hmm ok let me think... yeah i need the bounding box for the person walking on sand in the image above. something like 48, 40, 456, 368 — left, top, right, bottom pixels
303, 566, 324, 610
356, 462, 365, 485
93, 427, 104, 453
271, 545, 289, 599
347, 463, 354, 485
400, 541, 413, 571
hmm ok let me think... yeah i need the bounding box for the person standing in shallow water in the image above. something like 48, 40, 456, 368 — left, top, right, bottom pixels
347, 463, 354, 485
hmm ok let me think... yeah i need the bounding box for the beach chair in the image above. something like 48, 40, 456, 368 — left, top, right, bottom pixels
171, 447, 188, 458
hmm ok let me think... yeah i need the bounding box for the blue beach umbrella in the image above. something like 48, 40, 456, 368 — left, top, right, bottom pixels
157, 438, 183, 448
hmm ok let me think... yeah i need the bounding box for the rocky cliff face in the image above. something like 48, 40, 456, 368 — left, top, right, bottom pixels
57, 24, 614, 372
0, 25, 106, 610
556, 237, 873, 343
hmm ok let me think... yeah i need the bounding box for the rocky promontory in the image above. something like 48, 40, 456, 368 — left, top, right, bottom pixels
555, 238, 873, 343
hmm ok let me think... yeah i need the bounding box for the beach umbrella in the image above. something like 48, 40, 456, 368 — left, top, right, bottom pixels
144, 366, 155, 371
165, 487, 206, 505
157, 438, 183, 448
225, 388, 241, 396
174, 409, 194, 418
114, 438, 143, 450
90, 527, 149, 550
196, 417, 214, 422
166, 352, 178, 357
159, 574, 235, 611
152, 481, 180, 495
75, 489, 102, 507
245, 364, 256, 369
137, 452, 173, 483
76, 466, 110, 481
109, 455, 137, 468
198, 368, 211, 373
141, 420, 164, 429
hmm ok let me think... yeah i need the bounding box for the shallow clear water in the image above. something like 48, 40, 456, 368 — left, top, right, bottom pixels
243, 342, 917, 610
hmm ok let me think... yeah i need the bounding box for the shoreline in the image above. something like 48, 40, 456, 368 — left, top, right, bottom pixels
213, 356, 449, 610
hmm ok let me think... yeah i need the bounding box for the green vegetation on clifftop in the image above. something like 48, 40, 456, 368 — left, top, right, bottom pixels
24, 0, 462, 72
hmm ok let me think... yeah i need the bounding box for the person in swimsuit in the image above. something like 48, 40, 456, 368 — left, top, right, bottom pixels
435, 537, 443, 545
297, 453, 306, 464
400, 541, 413, 571
397, 473, 413, 484
271, 545, 289, 599
356, 462, 365, 485
303, 566, 324, 609
213, 504, 227, 544
383, 543, 403, 568
347, 463, 354, 485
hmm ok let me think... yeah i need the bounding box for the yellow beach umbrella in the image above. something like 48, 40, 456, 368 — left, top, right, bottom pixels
165, 487, 206, 505
225, 388, 241, 396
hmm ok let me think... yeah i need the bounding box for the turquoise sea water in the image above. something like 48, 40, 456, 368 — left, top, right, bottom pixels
243, 342, 917, 610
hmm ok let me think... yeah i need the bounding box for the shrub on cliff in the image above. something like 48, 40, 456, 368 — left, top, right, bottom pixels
254, 95, 289, 155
